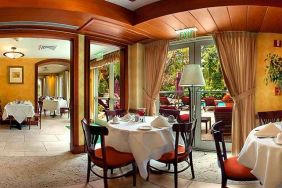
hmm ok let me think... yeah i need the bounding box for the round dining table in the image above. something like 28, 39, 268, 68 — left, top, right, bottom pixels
238, 123, 282, 188
105, 116, 175, 179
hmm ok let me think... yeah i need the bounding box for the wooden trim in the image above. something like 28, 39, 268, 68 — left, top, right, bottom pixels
0, 28, 79, 154
84, 35, 128, 123
84, 36, 91, 123
71, 145, 85, 154
134, 0, 282, 24
34, 59, 70, 112
78, 18, 95, 32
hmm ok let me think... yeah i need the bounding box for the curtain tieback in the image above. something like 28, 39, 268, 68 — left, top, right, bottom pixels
144, 90, 157, 101
234, 88, 255, 101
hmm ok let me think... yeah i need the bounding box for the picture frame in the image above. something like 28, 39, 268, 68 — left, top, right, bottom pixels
8, 66, 24, 84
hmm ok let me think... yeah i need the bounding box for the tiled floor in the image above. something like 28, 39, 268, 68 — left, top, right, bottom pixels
0, 115, 70, 156
63, 174, 262, 188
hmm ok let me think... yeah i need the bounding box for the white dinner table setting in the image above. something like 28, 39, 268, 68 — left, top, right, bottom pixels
238, 122, 282, 188
105, 115, 177, 179
2, 100, 35, 124
43, 98, 68, 115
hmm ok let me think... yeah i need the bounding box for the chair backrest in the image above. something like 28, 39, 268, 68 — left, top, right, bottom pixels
160, 96, 170, 105
38, 100, 43, 115
257, 110, 282, 125
159, 105, 177, 110
181, 96, 190, 105
211, 121, 227, 174
81, 118, 108, 164
204, 96, 217, 106
172, 122, 194, 161
214, 107, 232, 135
159, 108, 180, 119
115, 109, 127, 117
98, 99, 109, 110
104, 110, 116, 122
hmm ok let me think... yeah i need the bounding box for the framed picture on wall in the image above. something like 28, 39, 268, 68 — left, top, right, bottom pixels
8, 66, 24, 84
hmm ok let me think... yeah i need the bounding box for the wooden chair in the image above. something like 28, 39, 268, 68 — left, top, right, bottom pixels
160, 96, 171, 105
203, 96, 218, 111
99, 99, 109, 110
148, 121, 196, 188
211, 121, 257, 188
60, 100, 70, 118
28, 100, 43, 129
81, 118, 136, 188
105, 109, 126, 122
214, 107, 232, 136
257, 110, 282, 125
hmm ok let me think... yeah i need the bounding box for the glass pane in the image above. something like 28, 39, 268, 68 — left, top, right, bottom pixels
114, 62, 120, 109
160, 47, 190, 110
200, 44, 232, 142
98, 65, 110, 121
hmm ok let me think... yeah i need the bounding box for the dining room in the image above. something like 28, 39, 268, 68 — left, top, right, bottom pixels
0, 1, 281, 188
0, 37, 72, 155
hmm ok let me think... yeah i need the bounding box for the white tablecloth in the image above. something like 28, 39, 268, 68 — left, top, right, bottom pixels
106, 117, 175, 179
43, 99, 68, 114
238, 123, 282, 188
2, 102, 35, 123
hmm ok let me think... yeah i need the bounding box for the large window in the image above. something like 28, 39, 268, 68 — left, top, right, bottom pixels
160, 38, 232, 150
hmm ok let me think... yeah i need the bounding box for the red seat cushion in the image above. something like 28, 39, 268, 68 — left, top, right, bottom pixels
178, 114, 190, 122
158, 145, 189, 163
92, 146, 134, 168
224, 157, 256, 179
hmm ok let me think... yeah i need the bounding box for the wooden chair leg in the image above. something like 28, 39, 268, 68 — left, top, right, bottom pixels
221, 176, 227, 188
189, 152, 195, 179
146, 161, 150, 181
103, 167, 108, 188
174, 162, 178, 188
132, 163, 136, 186
87, 156, 91, 183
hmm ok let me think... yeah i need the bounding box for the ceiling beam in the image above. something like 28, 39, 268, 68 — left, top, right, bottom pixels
134, 0, 282, 24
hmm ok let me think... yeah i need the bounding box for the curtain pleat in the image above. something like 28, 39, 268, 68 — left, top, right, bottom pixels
144, 40, 169, 115
213, 32, 257, 155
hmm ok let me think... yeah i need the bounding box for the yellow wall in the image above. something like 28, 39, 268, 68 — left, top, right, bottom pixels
256, 33, 282, 112
128, 43, 145, 110
0, 58, 45, 106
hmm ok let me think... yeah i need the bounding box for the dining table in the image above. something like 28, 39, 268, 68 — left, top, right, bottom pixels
238, 122, 282, 188
2, 101, 35, 129
43, 99, 68, 116
105, 116, 176, 179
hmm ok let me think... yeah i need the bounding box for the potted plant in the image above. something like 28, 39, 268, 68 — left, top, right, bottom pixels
264, 53, 282, 89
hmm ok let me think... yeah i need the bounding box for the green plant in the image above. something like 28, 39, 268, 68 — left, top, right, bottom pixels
264, 53, 282, 87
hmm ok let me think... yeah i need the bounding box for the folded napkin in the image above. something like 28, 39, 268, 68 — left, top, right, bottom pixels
255, 123, 282, 137
121, 113, 132, 121
276, 133, 282, 143
151, 115, 171, 128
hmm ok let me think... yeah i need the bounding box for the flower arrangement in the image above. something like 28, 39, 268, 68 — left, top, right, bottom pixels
264, 53, 282, 88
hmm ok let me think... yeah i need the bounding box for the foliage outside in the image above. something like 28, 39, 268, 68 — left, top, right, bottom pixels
264, 53, 282, 88
161, 44, 226, 99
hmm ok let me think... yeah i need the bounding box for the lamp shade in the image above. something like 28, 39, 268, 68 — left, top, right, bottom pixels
179, 64, 205, 86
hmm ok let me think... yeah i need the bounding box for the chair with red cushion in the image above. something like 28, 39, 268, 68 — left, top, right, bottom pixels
160, 96, 171, 105
148, 121, 196, 188
203, 96, 218, 111
177, 114, 190, 123
81, 118, 136, 188
211, 121, 257, 188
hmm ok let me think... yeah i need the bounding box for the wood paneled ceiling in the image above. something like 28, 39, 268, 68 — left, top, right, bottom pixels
1, 1, 282, 44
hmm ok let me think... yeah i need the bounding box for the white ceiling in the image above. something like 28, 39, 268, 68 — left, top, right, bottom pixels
0, 38, 119, 59
106, 0, 160, 11
38, 64, 69, 74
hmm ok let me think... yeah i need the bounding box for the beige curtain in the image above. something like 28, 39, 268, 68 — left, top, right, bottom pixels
144, 40, 169, 115
213, 32, 257, 155
91, 50, 120, 68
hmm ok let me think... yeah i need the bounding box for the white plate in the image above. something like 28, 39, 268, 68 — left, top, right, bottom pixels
274, 138, 282, 145
138, 125, 152, 130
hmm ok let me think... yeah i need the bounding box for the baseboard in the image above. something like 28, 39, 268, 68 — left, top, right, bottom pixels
71, 145, 85, 154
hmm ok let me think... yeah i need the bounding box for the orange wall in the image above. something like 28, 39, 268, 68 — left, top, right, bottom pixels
256, 33, 282, 112
0, 58, 45, 107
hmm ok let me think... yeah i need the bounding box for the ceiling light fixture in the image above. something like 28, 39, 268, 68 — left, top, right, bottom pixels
3, 47, 24, 59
